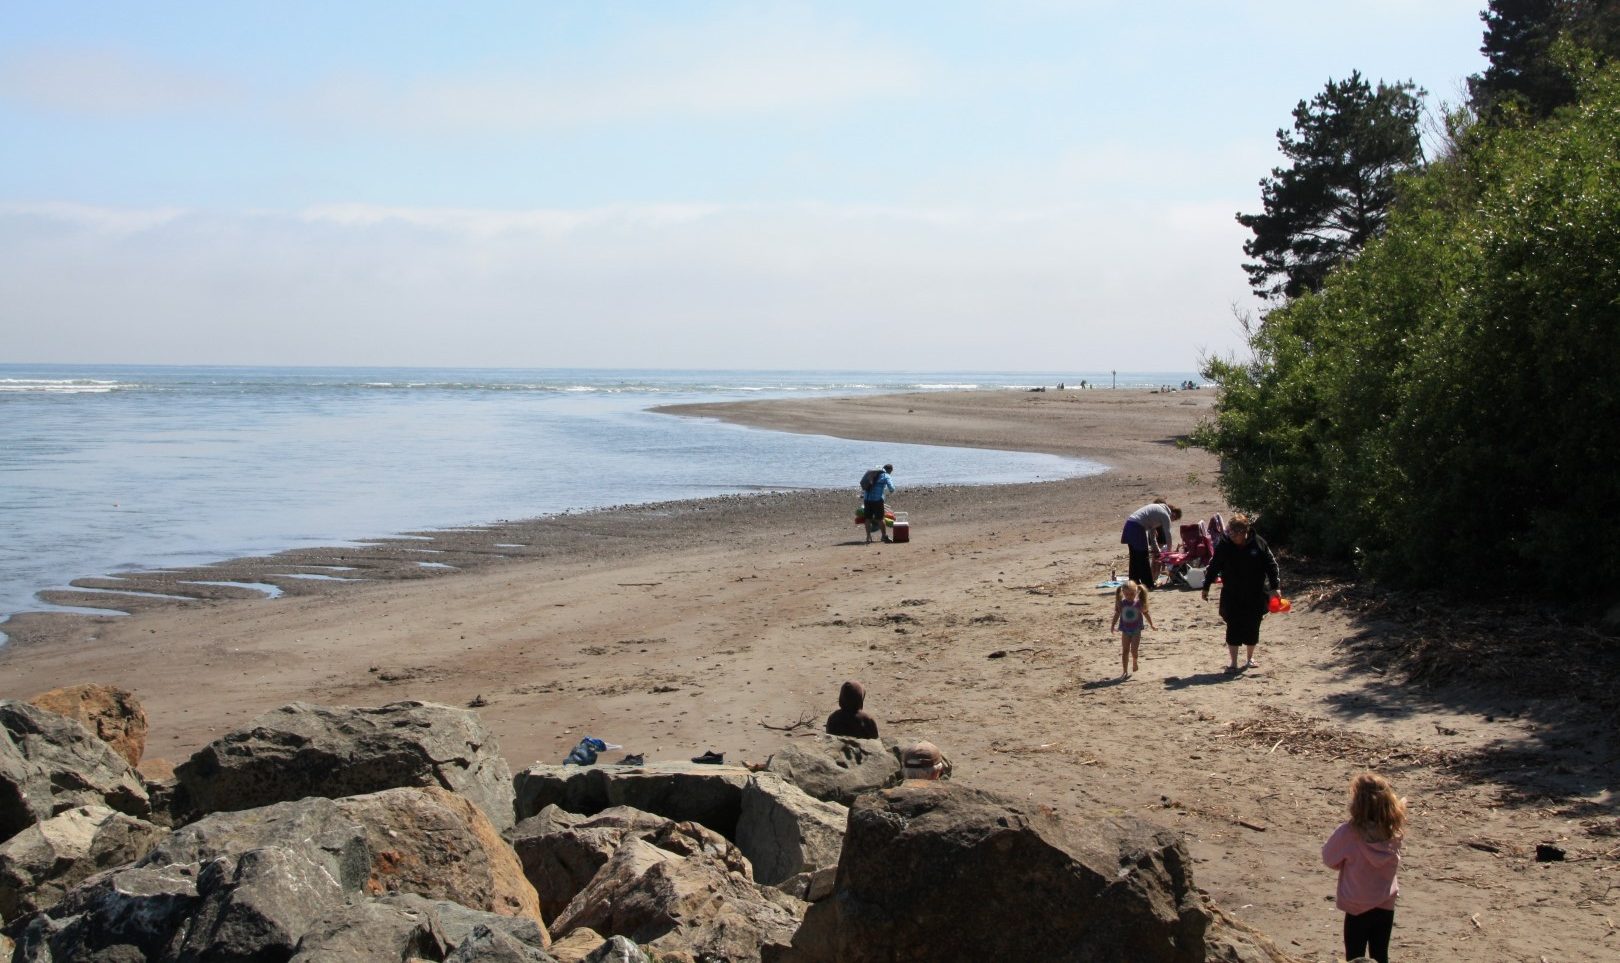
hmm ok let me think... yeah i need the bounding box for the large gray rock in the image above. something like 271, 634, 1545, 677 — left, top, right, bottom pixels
286, 894, 445, 962
0, 805, 167, 921
513, 763, 749, 837
582, 936, 651, 963
550, 837, 803, 963
10, 862, 200, 962
288, 894, 556, 963
175, 700, 517, 831
761, 735, 900, 806
11, 789, 549, 961
166, 845, 347, 962
0, 701, 150, 842
798, 782, 1212, 962
509, 806, 667, 926
444, 923, 557, 963
735, 773, 848, 887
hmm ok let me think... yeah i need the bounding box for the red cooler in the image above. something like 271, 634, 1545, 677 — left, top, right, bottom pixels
892, 512, 910, 543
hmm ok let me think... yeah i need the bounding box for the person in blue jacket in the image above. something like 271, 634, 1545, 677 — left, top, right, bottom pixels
861, 464, 895, 544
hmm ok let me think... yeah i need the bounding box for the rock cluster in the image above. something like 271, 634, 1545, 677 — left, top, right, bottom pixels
2, 694, 1299, 963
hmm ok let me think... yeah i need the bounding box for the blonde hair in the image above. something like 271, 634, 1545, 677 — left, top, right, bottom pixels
1348, 772, 1407, 842
1228, 512, 1252, 531
1117, 580, 1148, 612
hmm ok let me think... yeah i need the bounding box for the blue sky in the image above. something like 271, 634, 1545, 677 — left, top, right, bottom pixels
0, 2, 1489, 371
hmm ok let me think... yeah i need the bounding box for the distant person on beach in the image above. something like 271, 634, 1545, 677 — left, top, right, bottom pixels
900, 740, 951, 782
1121, 500, 1180, 590
1322, 772, 1407, 963
1200, 513, 1280, 673
825, 679, 880, 739
860, 464, 895, 545
1110, 579, 1154, 679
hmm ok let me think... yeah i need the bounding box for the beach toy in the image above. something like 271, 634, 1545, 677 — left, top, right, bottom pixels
1268, 596, 1282, 613
1279, 598, 1292, 613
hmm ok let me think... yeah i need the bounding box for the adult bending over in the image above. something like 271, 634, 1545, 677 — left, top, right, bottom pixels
861, 464, 895, 545
1120, 500, 1180, 590
1200, 512, 1280, 673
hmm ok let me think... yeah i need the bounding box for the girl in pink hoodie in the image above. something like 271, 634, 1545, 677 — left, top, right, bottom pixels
1322, 772, 1406, 963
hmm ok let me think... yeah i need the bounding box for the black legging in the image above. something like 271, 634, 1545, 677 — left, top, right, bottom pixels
1344, 907, 1394, 963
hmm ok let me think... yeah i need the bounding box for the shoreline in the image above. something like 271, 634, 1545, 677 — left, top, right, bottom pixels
1, 387, 1608, 960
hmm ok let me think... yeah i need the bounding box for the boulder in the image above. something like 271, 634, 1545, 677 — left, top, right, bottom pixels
735, 773, 848, 886
0, 700, 150, 842
805, 782, 1213, 962
166, 845, 347, 961
176, 701, 516, 831
10, 862, 200, 962
0, 805, 167, 921
513, 763, 750, 838
28, 686, 148, 768
583, 936, 652, 963
760, 736, 900, 806
286, 893, 446, 962
334, 786, 545, 928
546, 927, 605, 963
509, 806, 667, 925
443, 923, 556, 963
509, 806, 751, 929
12, 790, 550, 962
550, 837, 803, 963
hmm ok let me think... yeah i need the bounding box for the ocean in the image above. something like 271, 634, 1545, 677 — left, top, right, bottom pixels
0, 365, 1196, 631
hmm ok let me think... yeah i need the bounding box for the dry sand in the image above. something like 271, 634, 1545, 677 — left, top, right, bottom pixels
2, 388, 1615, 961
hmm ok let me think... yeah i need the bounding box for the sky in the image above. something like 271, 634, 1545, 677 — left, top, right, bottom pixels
0, 2, 1491, 373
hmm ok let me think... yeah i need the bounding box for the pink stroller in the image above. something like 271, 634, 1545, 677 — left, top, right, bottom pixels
1161, 513, 1223, 588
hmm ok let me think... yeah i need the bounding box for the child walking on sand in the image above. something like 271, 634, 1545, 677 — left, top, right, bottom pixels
1110, 579, 1154, 678
1322, 772, 1407, 963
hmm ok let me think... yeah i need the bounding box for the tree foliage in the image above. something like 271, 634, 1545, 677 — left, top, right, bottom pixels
1237, 73, 1425, 300
1200, 60, 1620, 601
1469, 0, 1620, 121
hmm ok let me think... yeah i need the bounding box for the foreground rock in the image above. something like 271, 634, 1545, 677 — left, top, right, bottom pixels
27, 685, 148, 768
510, 805, 753, 929
760, 735, 900, 806
11, 787, 549, 960
336, 786, 541, 921
513, 762, 749, 837
551, 836, 802, 962
735, 773, 848, 887
175, 700, 517, 831
0, 805, 166, 921
0, 700, 150, 842
782, 782, 1297, 963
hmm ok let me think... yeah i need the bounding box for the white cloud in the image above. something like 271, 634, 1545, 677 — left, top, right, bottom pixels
0, 200, 1255, 371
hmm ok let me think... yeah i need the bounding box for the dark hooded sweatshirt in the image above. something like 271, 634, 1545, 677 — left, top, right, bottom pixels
825, 680, 879, 739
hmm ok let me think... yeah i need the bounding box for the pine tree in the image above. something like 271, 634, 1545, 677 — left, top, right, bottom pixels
1236, 73, 1425, 300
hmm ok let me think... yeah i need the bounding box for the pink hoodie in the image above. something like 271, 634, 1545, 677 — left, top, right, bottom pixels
1322, 822, 1402, 914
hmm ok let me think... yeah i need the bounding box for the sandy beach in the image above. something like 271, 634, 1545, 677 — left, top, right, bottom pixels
2, 388, 1614, 961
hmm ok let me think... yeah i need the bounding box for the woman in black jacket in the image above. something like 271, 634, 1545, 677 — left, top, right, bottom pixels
1201, 513, 1280, 673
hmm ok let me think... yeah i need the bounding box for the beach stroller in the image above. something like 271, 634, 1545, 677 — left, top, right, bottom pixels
1161, 519, 1217, 588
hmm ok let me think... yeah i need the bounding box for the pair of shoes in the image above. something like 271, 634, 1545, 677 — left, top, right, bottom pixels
618, 753, 645, 766
882, 537, 893, 543
691, 750, 724, 765
1223, 664, 1238, 675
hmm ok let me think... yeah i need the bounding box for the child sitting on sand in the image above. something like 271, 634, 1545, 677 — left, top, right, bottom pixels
1322, 772, 1407, 963
1110, 579, 1153, 679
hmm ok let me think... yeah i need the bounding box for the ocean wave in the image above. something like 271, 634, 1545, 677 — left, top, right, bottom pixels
0, 378, 129, 394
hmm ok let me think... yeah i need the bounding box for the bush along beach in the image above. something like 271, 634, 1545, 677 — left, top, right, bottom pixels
1204, 53, 1620, 604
